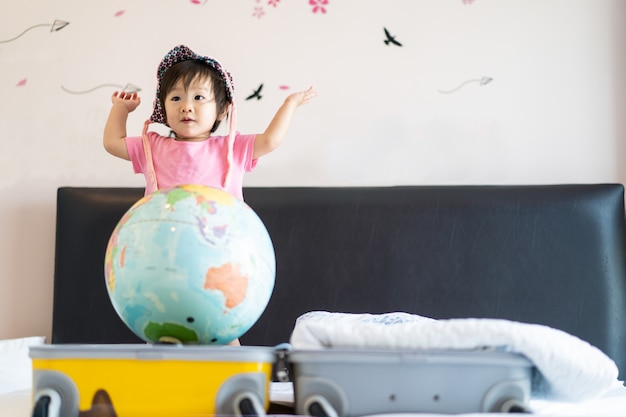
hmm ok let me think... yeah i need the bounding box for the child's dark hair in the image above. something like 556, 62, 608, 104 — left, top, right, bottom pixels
159, 60, 231, 133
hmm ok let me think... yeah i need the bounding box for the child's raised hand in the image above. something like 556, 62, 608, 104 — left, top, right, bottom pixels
111, 91, 141, 113
286, 86, 318, 107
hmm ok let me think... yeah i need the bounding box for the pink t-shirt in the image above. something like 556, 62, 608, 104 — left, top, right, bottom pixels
126, 132, 258, 200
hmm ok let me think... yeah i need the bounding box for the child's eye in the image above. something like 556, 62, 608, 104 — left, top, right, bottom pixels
170, 96, 181, 101
194, 95, 205, 101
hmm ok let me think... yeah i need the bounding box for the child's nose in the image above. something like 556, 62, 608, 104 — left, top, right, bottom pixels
181, 100, 193, 112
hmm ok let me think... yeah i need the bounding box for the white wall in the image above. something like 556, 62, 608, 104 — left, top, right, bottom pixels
1, 0, 625, 341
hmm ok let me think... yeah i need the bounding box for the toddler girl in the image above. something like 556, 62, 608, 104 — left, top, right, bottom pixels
104, 44, 316, 200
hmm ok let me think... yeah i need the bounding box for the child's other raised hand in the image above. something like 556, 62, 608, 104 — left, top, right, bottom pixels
111, 91, 141, 113
285, 86, 318, 107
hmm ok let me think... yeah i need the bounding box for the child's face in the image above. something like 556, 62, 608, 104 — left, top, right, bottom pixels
164, 76, 223, 141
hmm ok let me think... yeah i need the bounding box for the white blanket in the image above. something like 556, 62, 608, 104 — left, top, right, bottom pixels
290, 312, 624, 402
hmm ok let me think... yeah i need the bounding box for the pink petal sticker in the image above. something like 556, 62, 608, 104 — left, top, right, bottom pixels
310, 0, 328, 14
16, 78, 27, 87
279, 85, 290, 90
252, 6, 265, 18
191, 0, 201, 4
114, 10, 125, 17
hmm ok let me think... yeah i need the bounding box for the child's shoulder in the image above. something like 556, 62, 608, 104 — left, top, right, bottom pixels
142, 131, 174, 144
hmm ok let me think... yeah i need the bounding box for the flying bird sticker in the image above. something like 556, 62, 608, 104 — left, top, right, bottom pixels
383, 27, 402, 47
246, 84, 263, 100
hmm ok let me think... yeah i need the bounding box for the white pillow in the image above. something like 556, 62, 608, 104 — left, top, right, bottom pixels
0, 336, 45, 395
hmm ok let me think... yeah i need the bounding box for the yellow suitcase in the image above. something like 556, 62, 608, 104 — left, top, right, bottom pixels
30, 344, 276, 417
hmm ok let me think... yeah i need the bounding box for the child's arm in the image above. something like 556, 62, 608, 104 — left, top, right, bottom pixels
103, 91, 141, 160
253, 86, 317, 159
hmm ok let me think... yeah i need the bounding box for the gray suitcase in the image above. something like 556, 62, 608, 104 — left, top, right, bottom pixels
289, 348, 533, 415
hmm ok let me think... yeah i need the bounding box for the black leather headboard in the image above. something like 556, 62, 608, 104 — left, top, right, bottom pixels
52, 185, 626, 379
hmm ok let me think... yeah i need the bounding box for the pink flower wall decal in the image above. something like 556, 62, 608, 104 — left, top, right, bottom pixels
114, 10, 125, 17
16, 78, 27, 87
253, 6, 265, 18
310, 0, 328, 14
250, 0, 282, 19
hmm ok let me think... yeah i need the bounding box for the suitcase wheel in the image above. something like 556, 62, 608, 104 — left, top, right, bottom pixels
496, 398, 529, 413
31, 389, 62, 417
303, 395, 339, 417
482, 380, 530, 413
233, 390, 266, 417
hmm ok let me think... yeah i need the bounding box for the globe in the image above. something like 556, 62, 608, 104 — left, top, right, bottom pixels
104, 184, 275, 345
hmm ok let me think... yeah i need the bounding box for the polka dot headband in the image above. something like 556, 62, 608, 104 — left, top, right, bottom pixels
150, 44, 235, 124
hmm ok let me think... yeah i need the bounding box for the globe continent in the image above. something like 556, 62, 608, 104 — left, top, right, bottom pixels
104, 184, 275, 345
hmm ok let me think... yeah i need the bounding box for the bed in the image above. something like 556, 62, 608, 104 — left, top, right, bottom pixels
2, 184, 626, 416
